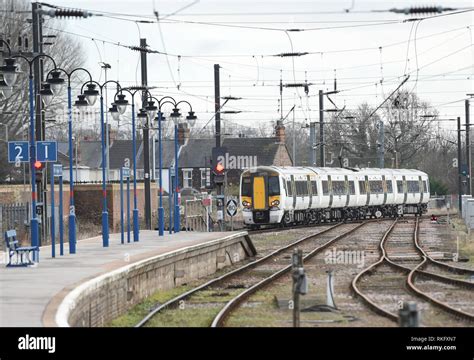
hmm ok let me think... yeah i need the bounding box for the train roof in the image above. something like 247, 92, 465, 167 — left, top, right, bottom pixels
242, 166, 428, 177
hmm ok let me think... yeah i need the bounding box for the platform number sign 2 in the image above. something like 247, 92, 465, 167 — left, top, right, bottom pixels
8, 141, 29, 163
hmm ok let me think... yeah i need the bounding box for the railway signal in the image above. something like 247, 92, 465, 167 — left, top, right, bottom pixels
34, 160, 44, 183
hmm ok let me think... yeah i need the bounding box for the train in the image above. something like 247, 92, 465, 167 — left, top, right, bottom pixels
240, 166, 430, 228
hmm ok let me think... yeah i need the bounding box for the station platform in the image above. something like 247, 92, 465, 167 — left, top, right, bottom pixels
0, 230, 251, 327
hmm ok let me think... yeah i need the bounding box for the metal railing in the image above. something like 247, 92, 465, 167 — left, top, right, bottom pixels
0, 203, 30, 249
184, 199, 210, 232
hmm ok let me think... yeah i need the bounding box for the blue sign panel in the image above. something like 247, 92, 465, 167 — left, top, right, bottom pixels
53, 164, 63, 177
8, 141, 29, 163
36, 141, 57, 162
122, 167, 130, 178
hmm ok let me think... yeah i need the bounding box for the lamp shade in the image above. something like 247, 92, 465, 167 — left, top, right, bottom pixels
169, 108, 181, 126
136, 108, 148, 126
186, 111, 197, 127
46, 70, 65, 96
83, 83, 99, 106
39, 83, 54, 106
145, 100, 157, 120
109, 103, 121, 121
115, 94, 129, 115
74, 94, 89, 112
0, 58, 18, 86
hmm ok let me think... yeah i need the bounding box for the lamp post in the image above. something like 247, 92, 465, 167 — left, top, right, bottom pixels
170, 100, 197, 233
145, 96, 178, 236
45, 67, 97, 254
75, 80, 122, 247
0, 40, 60, 256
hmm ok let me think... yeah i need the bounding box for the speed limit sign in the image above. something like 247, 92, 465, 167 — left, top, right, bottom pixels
226, 199, 238, 217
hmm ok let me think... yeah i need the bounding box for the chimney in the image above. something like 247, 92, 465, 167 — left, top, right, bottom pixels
275, 120, 285, 144
177, 123, 190, 146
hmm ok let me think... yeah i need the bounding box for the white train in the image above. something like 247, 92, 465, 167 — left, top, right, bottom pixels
240, 166, 429, 227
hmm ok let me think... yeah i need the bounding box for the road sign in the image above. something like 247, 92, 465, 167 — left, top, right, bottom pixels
36, 141, 57, 162
8, 141, 29, 163
122, 167, 130, 178
226, 199, 238, 217
53, 164, 63, 177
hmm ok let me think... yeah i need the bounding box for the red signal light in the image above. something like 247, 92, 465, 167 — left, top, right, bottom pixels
215, 163, 224, 174
34, 161, 43, 169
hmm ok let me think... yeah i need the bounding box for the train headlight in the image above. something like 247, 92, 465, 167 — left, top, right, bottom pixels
271, 200, 280, 206
242, 200, 250, 208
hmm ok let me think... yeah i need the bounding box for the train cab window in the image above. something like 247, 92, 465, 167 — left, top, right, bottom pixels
311, 181, 318, 196
241, 178, 251, 197
423, 181, 429, 193
358, 180, 366, 195
322, 181, 329, 195
407, 180, 420, 193
332, 181, 346, 195
286, 180, 293, 196
386, 180, 393, 193
369, 180, 383, 194
348, 181, 356, 195
268, 176, 280, 196
397, 180, 404, 193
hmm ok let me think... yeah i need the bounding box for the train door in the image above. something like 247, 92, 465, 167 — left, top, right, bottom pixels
365, 175, 370, 206
382, 175, 387, 205
344, 175, 350, 206
419, 176, 424, 203
328, 175, 333, 207
253, 175, 267, 210
291, 175, 296, 209
402, 176, 408, 204
307, 175, 312, 208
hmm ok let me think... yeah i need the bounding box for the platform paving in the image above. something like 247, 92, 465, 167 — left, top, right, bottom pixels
0, 230, 238, 327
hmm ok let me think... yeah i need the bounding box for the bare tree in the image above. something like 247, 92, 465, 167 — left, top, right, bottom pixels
0, 0, 86, 181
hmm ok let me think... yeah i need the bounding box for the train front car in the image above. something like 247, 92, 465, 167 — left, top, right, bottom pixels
240, 166, 284, 228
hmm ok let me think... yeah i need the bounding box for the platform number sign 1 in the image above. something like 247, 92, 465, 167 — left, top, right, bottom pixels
8, 141, 29, 164
36, 141, 58, 162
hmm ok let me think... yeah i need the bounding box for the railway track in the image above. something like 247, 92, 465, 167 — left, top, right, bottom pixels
136, 219, 376, 327
351, 217, 474, 324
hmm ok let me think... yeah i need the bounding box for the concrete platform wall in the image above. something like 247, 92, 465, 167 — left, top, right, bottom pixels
56, 232, 255, 327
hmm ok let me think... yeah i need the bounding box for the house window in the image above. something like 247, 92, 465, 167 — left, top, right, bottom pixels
199, 168, 209, 189
182, 169, 193, 188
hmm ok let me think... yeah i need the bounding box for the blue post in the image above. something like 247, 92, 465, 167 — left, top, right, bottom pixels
28, 76, 39, 261
120, 167, 124, 245
67, 85, 77, 254
50, 167, 55, 258
158, 112, 164, 236
174, 124, 180, 233
59, 174, 64, 256
127, 174, 131, 243
131, 102, 139, 242
169, 171, 173, 234
100, 95, 109, 247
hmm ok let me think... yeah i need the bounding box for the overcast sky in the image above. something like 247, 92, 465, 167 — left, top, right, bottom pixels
24, 0, 474, 134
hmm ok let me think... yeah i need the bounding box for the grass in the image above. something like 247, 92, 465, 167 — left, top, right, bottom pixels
108, 285, 193, 327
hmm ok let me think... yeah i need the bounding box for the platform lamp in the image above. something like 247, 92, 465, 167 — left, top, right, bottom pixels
169, 101, 197, 233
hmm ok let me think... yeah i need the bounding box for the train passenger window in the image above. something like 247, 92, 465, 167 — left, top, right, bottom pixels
322, 181, 329, 195
423, 181, 428, 193
397, 180, 404, 193
241, 178, 251, 196
332, 181, 346, 195
407, 180, 420, 193
369, 181, 383, 194
286, 180, 293, 196
358, 180, 366, 195
311, 181, 318, 195
386, 180, 393, 193
296, 181, 308, 196
348, 181, 355, 195
268, 176, 280, 196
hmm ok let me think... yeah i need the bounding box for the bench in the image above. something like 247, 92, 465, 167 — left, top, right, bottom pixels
4, 230, 39, 267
